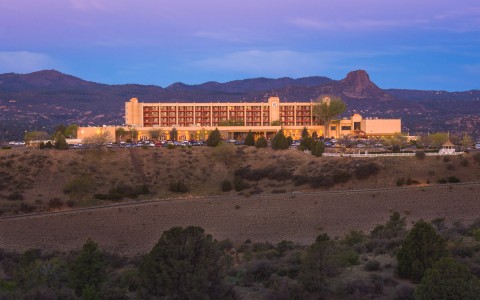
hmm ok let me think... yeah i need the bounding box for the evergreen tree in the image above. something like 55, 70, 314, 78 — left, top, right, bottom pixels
54, 134, 69, 150
301, 127, 309, 139
207, 128, 222, 147
244, 130, 255, 146
69, 239, 106, 297
139, 226, 233, 299
415, 258, 480, 300
255, 136, 268, 148
272, 130, 289, 150
170, 127, 178, 141
311, 140, 325, 157
397, 220, 447, 283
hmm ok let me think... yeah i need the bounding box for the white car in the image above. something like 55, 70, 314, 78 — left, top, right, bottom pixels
475, 143, 480, 150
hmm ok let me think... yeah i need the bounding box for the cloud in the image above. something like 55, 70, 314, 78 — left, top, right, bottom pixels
193, 30, 250, 44
69, 0, 106, 11
193, 49, 398, 78
290, 17, 428, 31
0, 51, 58, 73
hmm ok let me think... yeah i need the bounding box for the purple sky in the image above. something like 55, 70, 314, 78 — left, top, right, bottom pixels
1, 0, 479, 90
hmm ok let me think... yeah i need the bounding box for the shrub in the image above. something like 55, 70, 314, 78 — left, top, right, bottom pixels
415, 257, 480, 299
244, 131, 255, 146
447, 176, 460, 183
396, 178, 405, 186
169, 181, 189, 193
354, 162, 380, 179
7, 191, 24, 201
415, 151, 426, 159
397, 220, 447, 282
332, 169, 351, 184
167, 144, 176, 150
271, 130, 289, 150
48, 198, 64, 209
233, 177, 249, 191
461, 158, 469, 167
206, 128, 222, 147
311, 140, 325, 157
254, 136, 268, 148
473, 153, 480, 163
364, 260, 381, 271
139, 226, 233, 299
221, 180, 232, 192
1, 145, 11, 150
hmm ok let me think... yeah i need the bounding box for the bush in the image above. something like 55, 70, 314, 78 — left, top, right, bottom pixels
1, 145, 11, 150
397, 220, 447, 282
271, 130, 289, 150
169, 181, 189, 193
206, 128, 222, 147
48, 198, 64, 209
139, 226, 233, 299
364, 260, 381, 271
254, 136, 267, 148
221, 180, 232, 192
167, 144, 176, 149
233, 177, 249, 191
415, 257, 480, 299
311, 141, 325, 157
354, 162, 380, 179
473, 153, 480, 163
447, 176, 460, 183
332, 170, 351, 184
7, 191, 24, 201
415, 151, 426, 159
244, 131, 255, 146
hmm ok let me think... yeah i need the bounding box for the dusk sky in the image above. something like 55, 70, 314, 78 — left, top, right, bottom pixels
1, 0, 479, 91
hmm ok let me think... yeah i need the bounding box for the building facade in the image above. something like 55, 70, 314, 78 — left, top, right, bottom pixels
77, 97, 401, 141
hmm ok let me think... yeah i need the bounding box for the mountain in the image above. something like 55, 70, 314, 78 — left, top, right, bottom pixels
0, 69, 479, 140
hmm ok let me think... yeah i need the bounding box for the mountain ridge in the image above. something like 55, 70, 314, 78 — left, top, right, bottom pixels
0, 69, 479, 140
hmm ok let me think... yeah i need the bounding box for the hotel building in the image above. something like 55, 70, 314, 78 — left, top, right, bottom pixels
77, 97, 401, 141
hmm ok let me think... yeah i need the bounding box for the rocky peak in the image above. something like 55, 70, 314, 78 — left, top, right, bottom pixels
339, 70, 393, 100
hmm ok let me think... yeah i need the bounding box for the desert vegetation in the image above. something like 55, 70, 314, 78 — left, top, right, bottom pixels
3, 214, 480, 299
0, 146, 479, 216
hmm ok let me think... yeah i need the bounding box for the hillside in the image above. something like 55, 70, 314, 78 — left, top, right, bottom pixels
1, 146, 479, 217
1, 70, 479, 140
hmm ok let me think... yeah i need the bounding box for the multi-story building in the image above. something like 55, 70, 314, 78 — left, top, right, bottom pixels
77, 96, 401, 141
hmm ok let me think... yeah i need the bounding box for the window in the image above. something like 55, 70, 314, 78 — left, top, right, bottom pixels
341, 126, 351, 131
330, 126, 337, 130
354, 122, 361, 130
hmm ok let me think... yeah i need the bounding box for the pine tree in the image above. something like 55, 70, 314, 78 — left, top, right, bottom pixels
207, 128, 222, 147
271, 130, 289, 150
397, 220, 447, 282
244, 130, 255, 146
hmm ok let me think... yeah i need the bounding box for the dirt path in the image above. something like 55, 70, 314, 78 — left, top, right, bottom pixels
1, 183, 479, 256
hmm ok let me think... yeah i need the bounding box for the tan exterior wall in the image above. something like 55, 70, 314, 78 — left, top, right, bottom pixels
361, 119, 401, 136
77, 126, 116, 142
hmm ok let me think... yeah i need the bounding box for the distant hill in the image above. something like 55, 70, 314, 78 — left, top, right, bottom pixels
0, 70, 479, 140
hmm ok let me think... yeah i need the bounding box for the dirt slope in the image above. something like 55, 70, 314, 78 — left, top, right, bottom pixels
1, 183, 479, 256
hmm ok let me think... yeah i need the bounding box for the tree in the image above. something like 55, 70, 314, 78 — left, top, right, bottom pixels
244, 130, 255, 146
54, 134, 69, 150
82, 132, 111, 147
64, 124, 78, 138
271, 130, 289, 150
24, 131, 49, 145
311, 141, 325, 157
397, 220, 447, 283
461, 133, 473, 149
139, 226, 233, 299
313, 96, 347, 138
301, 127, 309, 139
115, 128, 126, 142
299, 137, 314, 151
129, 127, 138, 141
421, 132, 449, 149
415, 257, 480, 300
207, 128, 222, 147
271, 120, 282, 126
255, 136, 268, 148
69, 239, 106, 297
170, 127, 178, 141
149, 129, 162, 141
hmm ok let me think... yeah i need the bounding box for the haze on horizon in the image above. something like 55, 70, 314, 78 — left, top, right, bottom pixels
0, 0, 479, 91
